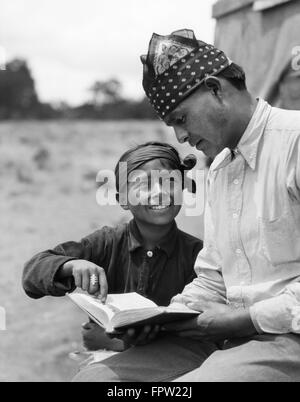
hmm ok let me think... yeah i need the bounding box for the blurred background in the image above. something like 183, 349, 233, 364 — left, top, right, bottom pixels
0, 0, 300, 382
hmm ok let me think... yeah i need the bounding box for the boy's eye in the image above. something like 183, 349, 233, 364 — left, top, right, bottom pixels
162, 176, 181, 186
168, 177, 175, 185
139, 181, 149, 190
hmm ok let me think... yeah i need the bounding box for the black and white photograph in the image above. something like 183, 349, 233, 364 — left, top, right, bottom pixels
1, 0, 300, 384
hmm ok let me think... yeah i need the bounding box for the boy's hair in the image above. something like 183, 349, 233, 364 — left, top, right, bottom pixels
218, 62, 247, 91
114, 141, 196, 194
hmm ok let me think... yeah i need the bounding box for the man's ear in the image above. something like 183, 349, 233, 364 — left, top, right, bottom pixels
204, 76, 222, 99
116, 193, 130, 210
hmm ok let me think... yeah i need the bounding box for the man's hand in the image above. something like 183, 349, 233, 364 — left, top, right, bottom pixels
109, 325, 161, 347
59, 260, 108, 302
163, 300, 257, 341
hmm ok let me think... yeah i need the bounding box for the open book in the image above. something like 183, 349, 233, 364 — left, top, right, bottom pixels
68, 292, 199, 333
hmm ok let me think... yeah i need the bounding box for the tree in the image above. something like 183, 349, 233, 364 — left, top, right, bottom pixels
89, 78, 122, 107
0, 59, 39, 118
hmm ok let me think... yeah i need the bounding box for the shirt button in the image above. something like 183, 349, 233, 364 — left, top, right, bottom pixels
147, 251, 153, 258
233, 179, 239, 185
235, 248, 242, 255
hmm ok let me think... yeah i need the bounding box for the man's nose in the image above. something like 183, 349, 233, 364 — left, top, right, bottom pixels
174, 126, 189, 144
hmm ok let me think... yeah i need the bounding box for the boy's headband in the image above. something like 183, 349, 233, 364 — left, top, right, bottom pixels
115, 144, 197, 194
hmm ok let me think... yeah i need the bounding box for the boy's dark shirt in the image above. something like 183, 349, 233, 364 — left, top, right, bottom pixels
23, 220, 202, 306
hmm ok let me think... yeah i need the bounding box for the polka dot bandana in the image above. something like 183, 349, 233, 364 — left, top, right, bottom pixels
141, 29, 231, 120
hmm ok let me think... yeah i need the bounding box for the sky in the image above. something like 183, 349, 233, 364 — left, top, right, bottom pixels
0, 0, 216, 105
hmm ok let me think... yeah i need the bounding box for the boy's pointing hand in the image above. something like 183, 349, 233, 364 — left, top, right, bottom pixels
60, 259, 108, 302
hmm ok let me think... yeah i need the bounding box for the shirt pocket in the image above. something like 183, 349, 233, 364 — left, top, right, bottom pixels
259, 209, 300, 266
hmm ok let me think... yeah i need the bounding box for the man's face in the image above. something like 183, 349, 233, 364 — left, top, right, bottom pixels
164, 86, 229, 159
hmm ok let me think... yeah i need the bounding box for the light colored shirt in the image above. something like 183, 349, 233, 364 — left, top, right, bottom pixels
174, 98, 300, 334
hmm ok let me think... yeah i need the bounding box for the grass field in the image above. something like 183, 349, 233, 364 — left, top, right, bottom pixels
0, 120, 205, 382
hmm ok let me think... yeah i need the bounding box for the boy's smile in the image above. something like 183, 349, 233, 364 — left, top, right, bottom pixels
148, 205, 171, 210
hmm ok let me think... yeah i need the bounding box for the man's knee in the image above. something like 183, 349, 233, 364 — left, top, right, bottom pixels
72, 363, 120, 382
197, 358, 255, 382
177, 335, 299, 382
176, 351, 260, 382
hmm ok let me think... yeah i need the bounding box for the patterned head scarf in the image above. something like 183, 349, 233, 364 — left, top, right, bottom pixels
141, 29, 232, 120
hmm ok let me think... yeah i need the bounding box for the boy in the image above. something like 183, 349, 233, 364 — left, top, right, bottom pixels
23, 141, 202, 351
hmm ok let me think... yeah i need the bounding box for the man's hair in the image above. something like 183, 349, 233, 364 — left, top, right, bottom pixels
218, 62, 247, 91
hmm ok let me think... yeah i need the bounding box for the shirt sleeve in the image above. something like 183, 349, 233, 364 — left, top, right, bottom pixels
250, 283, 300, 334
249, 137, 300, 333
22, 228, 113, 299
249, 136, 300, 334
172, 190, 227, 306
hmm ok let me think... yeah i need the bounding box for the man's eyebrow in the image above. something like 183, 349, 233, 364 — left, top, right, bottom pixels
165, 108, 184, 126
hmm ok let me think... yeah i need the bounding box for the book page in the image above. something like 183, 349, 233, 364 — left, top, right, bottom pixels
68, 293, 115, 324
86, 296, 116, 321
106, 293, 157, 311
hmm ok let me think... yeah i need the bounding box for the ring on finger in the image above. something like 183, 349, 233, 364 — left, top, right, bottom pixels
90, 274, 99, 286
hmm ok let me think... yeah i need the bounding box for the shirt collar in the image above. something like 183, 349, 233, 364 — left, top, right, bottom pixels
210, 147, 233, 171
128, 219, 178, 258
211, 98, 272, 172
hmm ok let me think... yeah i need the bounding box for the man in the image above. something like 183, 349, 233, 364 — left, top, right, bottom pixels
73, 29, 300, 382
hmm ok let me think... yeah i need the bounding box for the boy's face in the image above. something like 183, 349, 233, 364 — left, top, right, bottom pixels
122, 159, 183, 226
